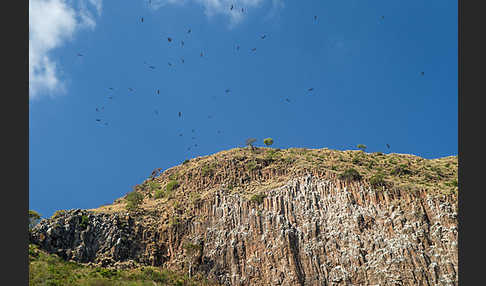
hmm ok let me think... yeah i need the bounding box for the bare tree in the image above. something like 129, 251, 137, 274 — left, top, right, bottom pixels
245, 138, 257, 150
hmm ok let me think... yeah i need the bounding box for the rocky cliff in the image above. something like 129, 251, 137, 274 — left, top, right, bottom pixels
30, 147, 458, 285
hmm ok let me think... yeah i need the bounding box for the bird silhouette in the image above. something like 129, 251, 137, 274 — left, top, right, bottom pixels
225, 89, 231, 93
261, 35, 266, 40
96, 108, 99, 112
187, 29, 191, 34
141, 17, 144, 22
308, 88, 314, 92
77, 53, 83, 57
178, 112, 182, 117
420, 72, 425, 76
386, 144, 390, 149
168, 62, 172, 66
108, 87, 114, 90
157, 89, 160, 95
381, 16, 385, 20
108, 96, 113, 100
149, 66, 156, 69
179, 133, 183, 137
314, 16, 318, 21
128, 88, 134, 92
285, 98, 291, 103
168, 37, 172, 42
230, 4, 233, 10
192, 129, 195, 133
181, 58, 185, 64
251, 48, 257, 52
241, 8, 244, 13
96, 119, 101, 122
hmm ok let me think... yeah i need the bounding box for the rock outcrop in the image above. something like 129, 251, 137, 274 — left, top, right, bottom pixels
31, 174, 458, 285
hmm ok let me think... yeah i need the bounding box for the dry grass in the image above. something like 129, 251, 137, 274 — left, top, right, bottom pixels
89, 147, 458, 227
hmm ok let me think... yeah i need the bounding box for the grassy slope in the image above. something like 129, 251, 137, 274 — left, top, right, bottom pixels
86, 147, 457, 226
29, 244, 217, 286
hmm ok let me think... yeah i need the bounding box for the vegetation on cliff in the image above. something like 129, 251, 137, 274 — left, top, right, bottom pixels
29, 244, 217, 286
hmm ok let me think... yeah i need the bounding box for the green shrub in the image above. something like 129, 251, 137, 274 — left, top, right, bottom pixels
338, 168, 362, 181
29, 210, 42, 230
250, 193, 266, 205
201, 165, 214, 177
51, 210, 66, 219
80, 215, 89, 229
183, 159, 190, 165
357, 144, 367, 151
125, 191, 144, 211
154, 190, 166, 199
148, 181, 160, 192
263, 138, 274, 147
391, 164, 412, 176
247, 161, 258, 171
370, 173, 386, 188
166, 180, 179, 192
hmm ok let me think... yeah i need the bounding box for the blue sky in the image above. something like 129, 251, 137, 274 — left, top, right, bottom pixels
29, 0, 457, 218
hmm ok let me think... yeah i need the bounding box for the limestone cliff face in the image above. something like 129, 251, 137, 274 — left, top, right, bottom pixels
31, 174, 457, 286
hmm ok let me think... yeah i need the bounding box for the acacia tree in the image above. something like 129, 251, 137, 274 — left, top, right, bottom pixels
245, 138, 257, 150
263, 138, 274, 147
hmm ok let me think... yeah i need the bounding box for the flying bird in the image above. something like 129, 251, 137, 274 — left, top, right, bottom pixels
157, 89, 160, 95
141, 17, 144, 23
381, 16, 385, 20
181, 58, 185, 64
192, 129, 195, 133
314, 16, 318, 21
168, 62, 172, 66
179, 133, 183, 137
168, 37, 172, 42
96, 119, 101, 122
108, 87, 114, 90
230, 4, 233, 10
261, 35, 266, 40
420, 72, 425, 76
108, 96, 113, 100
96, 108, 99, 112
128, 88, 134, 92
149, 65, 156, 69
77, 53, 83, 57
308, 88, 314, 92
241, 8, 244, 13
225, 89, 231, 93
251, 48, 257, 52
285, 98, 291, 103
386, 144, 390, 149
181, 40, 184, 47
178, 111, 182, 117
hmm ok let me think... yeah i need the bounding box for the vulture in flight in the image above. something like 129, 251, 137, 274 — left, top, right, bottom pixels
168, 37, 172, 42
420, 72, 425, 76
225, 89, 231, 93
230, 4, 233, 10
141, 17, 144, 23
96, 119, 101, 122
308, 88, 314, 92
261, 35, 266, 40
285, 98, 291, 103
386, 144, 391, 149
187, 29, 191, 34
157, 89, 160, 95
251, 48, 257, 52
181, 58, 185, 64
149, 66, 156, 69
77, 53, 83, 57
178, 111, 182, 117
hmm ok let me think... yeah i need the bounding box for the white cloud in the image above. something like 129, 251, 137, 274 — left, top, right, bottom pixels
149, 0, 283, 26
29, 0, 102, 100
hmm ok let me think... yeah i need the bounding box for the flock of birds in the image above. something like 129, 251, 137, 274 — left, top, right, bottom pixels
78, 6, 420, 154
